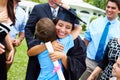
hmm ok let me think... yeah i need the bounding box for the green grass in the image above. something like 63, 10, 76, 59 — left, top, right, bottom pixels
7, 39, 28, 80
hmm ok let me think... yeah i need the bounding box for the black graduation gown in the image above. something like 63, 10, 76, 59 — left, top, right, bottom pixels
64, 36, 86, 80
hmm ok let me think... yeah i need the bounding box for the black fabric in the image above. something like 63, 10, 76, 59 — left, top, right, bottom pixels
57, 8, 79, 25
25, 56, 40, 80
0, 38, 7, 80
0, 23, 9, 80
0, 23, 10, 42
0, 53, 7, 80
64, 36, 86, 80
55, 3, 86, 24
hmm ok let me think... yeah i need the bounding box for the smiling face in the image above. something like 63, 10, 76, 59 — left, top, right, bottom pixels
106, 1, 120, 20
112, 57, 120, 78
55, 20, 72, 38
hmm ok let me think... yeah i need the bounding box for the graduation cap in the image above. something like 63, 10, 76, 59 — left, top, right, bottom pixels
55, 2, 86, 24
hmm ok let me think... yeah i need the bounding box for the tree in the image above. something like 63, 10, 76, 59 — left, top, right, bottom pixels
29, 0, 47, 3
83, 0, 106, 10
93, 0, 106, 9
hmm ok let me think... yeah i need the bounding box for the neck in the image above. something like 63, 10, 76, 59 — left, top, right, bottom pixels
107, 16, 117, 21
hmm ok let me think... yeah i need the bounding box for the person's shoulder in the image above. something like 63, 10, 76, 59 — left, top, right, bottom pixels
90, 16, 105, 26
93, 16, 104, 22
35, 3, 48, 8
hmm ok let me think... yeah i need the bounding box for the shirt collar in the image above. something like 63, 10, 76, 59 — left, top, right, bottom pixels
51, 7, 59, 12
105, 16, 118, 24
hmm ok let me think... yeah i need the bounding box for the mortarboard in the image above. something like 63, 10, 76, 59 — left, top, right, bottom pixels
55, 2, 86, 25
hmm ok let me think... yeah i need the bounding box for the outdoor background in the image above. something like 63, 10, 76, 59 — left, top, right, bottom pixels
7, 0, 119, 79
8, 39, 28, 80
8, 0, 106, 80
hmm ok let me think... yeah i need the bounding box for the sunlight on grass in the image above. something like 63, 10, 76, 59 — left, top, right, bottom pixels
7, 39, 28, 80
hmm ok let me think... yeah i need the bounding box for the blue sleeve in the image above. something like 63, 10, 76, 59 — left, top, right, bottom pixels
84, 19, 96, 42
58, 34, 74, 53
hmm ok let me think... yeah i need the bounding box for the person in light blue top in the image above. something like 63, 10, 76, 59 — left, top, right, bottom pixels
6, 0, 26, 71
9, 0, 26, 45
85, 17, 120, 60
32, 5, 82, 80
80, 0, 120, 80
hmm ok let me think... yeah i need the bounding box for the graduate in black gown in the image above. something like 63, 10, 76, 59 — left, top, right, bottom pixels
26, 3, 87, 80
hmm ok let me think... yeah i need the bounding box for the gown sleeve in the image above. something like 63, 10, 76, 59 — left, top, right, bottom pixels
64, 36, 87, 80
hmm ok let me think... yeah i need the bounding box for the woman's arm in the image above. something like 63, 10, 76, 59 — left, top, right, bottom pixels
71, 25, 82, 40
5, 33, 15, 64
27, 40, 64, 56
27, 44, 46, 56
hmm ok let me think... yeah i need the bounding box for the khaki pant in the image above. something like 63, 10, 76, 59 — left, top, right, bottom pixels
79, 58, 100, 80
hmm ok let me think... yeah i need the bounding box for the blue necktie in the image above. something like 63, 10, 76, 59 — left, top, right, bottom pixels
95, 22, 111, 62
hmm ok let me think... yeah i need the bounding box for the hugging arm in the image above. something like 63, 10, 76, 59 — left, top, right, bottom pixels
5, 33, 14, 64
27, 40, 64, 56
71, 25, 82, 40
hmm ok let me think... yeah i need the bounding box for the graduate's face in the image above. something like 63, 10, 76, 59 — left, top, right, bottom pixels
56, 20, 72, 38
112, 57, 120, 78
106, 1, 120, 20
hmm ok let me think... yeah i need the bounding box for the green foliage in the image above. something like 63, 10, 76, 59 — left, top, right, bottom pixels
30, 0, 47, 3
118, 14, 120, 21
89, 16, 98, 23
83, 0, 106, 10
82, 24, 87, 31
7, 39, 28, 80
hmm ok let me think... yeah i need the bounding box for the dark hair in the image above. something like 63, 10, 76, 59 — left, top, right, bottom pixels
7, 0, 16, 25
35, 18, 57, 43
107, 0, 120, 10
